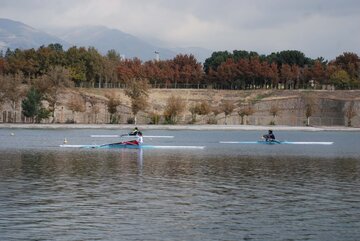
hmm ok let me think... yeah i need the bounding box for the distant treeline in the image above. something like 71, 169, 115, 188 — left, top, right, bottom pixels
0, 43, 359, 90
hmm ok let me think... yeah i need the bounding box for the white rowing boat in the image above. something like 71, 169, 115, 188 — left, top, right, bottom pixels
60, 143, 204, 149
220, 140, 334, 145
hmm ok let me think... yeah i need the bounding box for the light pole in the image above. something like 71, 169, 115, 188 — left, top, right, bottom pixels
154, 51, 160, 61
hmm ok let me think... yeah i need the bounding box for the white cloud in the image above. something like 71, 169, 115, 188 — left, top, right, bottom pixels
0, 0, 359, 60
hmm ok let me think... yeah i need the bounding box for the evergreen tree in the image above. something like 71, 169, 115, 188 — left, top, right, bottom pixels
22, 87, 50, 123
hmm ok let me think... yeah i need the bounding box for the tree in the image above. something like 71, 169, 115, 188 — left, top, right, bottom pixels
334, 52, 360, 80
103, 50, 121, 85
0, 72, 24, 122
330, 70, 352, 89
189, 101, 211, 123
106, 93, 121, 124
269, 104, 280, 125
303, 95, 315, 126
171, 54, 203, 86
215, 58, 240, 89
67, 94, 86, 123
195, 101, 211, 122
163, 95, 186, 124
4, 73, 24, 122
203, 51, 232, 74
238, 105, 254, 125
124, 78, 149, 124
344, 101, 357, 127
83, 47, 105, 87
220, 101, 235, 124
268, 50, 311, 67
189, 103, 197, 123
65, 46, 87, 85
34, 66, 73, 123
22, 87, 50, 123
280, 64, 294, 89
85, 96, 100, 124
0, 75, 7, 112
311, 60, 326, 85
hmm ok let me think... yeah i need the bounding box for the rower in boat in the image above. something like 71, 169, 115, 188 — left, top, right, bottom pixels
114, 131, 144, 146
129, 127, 142, 136
262, 130, 276, 142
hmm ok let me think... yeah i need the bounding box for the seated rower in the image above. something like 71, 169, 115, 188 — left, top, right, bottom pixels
129, 127, 142, 136
263, 130, 275, 142
122, 132, 143, 145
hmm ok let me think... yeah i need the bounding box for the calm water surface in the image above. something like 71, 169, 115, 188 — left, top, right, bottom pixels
0, 128, 359, 240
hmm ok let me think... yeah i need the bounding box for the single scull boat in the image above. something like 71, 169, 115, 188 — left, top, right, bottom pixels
220, 140, 333, 145
60, 140, 204, 149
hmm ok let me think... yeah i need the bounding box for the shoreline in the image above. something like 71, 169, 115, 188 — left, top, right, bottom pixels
0, 123, 359, 131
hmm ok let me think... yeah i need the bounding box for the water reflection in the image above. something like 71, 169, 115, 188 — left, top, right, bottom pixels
0, 150, 359, 241
0, 150, 359, 180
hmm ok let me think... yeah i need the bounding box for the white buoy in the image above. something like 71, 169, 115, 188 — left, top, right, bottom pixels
10, 132, 14, 136
63, 138, 68, 144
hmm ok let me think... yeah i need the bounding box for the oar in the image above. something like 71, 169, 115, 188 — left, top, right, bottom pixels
90, 134, 174, 138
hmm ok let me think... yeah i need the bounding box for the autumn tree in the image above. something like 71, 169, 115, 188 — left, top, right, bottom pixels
0, 75, 7, 113
344, 101, 357, 127
189, 101, 211, 123
311, 60, 326, 85
215, 58, 240, 89
220, 101, 235, 125
67, 94, 86, 123
334, 52, 360, 80
86, 96, 100, 124
206, 105, 221, 124
124, 78, 149, 124
195, 101, 211, 122
34, 66, 73, 123
238, 105, 254, 125
65, 46, 87, 85
203, 51, 232, 74
84, 47, 105, 87
3, 73, 24, 122
0, 54, 5, 74
269, 104, 280, 125
106, 93, 121, 124
330, 70, 352, 89
280, 64, 293, 89
171, 54, 203, 87
303, 94, 316, 126
103, 49, 121, 85
163, 95, 186, 124
189, 103, 197, 123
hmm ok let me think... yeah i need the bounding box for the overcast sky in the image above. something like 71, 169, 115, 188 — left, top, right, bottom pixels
1, 0, 359, 60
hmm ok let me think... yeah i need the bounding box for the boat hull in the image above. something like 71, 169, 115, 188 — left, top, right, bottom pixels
220, 141, 333, 145
60, 144, 205, 149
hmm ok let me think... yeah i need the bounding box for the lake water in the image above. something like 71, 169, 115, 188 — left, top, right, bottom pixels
0, 128, 359, 240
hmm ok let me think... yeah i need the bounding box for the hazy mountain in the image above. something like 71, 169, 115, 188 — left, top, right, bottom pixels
0, 18, 69, 51
0, 18, 212, 62
56, 25, 178, 61
58, 26, 212, 62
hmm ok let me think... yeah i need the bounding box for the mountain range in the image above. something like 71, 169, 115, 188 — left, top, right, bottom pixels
0, 18, 212, 63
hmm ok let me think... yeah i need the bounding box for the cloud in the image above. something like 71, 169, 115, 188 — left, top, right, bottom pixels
0, 0, 359, 60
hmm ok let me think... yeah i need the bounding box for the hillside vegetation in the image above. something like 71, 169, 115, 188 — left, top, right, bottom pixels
1, 87, 359, 127
1, 45, 359, 127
